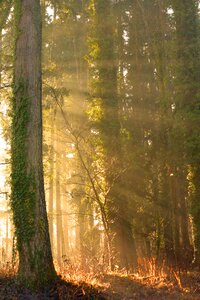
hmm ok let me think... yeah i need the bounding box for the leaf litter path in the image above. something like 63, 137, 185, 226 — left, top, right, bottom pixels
0, 272, 200, 299
97, 272, 200, 300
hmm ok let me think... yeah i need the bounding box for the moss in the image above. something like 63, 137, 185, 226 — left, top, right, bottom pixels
11, 79, 36, 251
17, 264, 56, 290
10, 0, 56, 288
11, 0, 37, 253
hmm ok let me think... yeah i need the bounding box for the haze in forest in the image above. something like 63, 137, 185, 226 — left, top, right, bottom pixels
0, 0, 200, 299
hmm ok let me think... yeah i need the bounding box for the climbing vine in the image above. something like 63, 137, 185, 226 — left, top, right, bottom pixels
11, 79, 36, 251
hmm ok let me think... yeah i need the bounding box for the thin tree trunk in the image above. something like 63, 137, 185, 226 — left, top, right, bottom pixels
48, 121, 55, 251
161, 167, 175, 264
55, 132, 62, 265
178, 170, 193, 266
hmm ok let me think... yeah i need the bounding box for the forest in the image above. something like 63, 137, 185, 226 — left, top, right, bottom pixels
0, 0, 200, 299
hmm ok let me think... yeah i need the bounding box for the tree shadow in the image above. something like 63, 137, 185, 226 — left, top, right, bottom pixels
0, 275, 105, 299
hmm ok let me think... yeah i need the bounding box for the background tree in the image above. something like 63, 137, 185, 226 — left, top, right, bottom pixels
172, 0, 200, 265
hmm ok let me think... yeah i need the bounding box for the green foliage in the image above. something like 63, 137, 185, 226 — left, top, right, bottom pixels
11, 80, 36, 250
87, 0, 119, 144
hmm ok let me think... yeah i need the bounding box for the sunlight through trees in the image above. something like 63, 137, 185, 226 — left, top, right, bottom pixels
0, 0, 200, 297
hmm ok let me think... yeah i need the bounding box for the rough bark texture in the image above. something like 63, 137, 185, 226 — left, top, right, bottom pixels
11, 0, 56, 287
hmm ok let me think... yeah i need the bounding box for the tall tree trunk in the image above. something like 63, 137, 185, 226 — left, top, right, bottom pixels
55, 129, 62, 265
160, 166, 175, 264
11, 0, 56, 286
88, 0, 136, 270
172, 0, 200, 264
177, 169, 193, 265
190, 166, 200, 264
48, 119, 55, 252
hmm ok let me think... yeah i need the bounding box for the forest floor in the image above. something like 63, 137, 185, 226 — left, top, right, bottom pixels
97, 271, 200, 299
0, 267, 200, 299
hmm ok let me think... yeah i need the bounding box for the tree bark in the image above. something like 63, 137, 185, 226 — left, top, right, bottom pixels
55, 133, 62, 265
48, 120, 55, 252
11, 0, 56, 287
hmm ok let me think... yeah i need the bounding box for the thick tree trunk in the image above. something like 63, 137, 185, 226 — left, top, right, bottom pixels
11, 0, 56, 287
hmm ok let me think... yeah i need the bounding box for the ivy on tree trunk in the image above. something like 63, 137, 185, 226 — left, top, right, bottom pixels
11, 0, 56, 287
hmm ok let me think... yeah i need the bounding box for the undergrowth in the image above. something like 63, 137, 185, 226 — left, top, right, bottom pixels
0, 257, 200, 299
